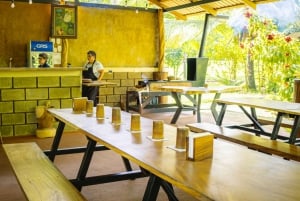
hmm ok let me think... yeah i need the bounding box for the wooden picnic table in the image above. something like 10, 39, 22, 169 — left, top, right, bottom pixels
215, 97, 300, 144
160, 85, 241, 124
47, 107, 300, 201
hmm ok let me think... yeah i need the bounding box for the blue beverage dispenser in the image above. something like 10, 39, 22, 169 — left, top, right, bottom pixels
27, 40, 54, 68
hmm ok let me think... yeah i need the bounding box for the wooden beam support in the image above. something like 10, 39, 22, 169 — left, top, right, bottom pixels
164, 0, 220, 12
200, 5, 217, 16
241, 0, 257, 9
148, 0, 187, 20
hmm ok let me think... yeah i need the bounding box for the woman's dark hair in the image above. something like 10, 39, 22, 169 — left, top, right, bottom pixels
39, 53, 48, 60
87, 50, 96, 58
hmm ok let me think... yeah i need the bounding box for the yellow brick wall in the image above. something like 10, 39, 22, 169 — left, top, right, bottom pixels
0, 69, 161, 136
0, 68, 81, 136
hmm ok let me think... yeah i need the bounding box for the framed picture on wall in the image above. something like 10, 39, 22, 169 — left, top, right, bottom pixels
51, 5, 77, 38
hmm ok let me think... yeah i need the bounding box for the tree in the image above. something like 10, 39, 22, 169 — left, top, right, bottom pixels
164, 15, 203, 79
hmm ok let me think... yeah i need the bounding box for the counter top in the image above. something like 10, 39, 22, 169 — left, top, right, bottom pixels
0, 67, 83, 71
0, 67, 83, 77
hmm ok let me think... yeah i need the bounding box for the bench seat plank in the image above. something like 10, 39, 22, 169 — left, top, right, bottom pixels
186, 122, 300, 162
3, 142, 87, 201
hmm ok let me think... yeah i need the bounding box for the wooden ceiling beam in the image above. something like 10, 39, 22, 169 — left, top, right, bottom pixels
200, 5, 217, 16
164, 0, 220, 12
241, 0, 257, 9
148, 0, 187, 20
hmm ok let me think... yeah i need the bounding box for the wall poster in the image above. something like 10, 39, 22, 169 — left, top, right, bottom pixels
51, 5, 77, 38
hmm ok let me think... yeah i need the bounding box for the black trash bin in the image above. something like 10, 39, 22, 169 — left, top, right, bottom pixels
186, 57, 208, 87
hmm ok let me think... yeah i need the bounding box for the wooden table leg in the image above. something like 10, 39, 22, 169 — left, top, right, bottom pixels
170, 92, 183, 124
143, 174, 178, 201
46, 120, 65, 161
216, 103, 227, 126
73, 137, 97, 191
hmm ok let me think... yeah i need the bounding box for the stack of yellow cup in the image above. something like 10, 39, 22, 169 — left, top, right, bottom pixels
130, 114, 141, 132
152, 120, 164, 139
96, 104, 105, 119
112, 107, 121, 125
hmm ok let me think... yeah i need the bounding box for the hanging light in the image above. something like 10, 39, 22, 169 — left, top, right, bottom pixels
11, 0, 15, 8
135, 0, 138, 14
29, 0, 33, 4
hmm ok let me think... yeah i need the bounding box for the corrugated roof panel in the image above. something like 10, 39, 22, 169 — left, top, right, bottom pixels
148, 0, 276, 17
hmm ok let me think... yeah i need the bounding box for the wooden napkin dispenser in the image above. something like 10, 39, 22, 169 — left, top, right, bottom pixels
186, 132, 214, 161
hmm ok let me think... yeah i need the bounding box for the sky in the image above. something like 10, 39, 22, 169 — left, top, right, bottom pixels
228, 0, 300, 33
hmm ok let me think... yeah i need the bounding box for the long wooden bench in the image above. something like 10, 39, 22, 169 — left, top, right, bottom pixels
3, 142, 87, 201
186, 122, 300, 162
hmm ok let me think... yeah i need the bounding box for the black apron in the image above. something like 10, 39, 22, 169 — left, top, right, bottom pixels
82, 63, 98, 80
82, 62, 99, 106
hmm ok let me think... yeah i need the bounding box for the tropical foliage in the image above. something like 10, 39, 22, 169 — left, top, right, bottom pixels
205, 9, 300, 101
164, 7, 300, 101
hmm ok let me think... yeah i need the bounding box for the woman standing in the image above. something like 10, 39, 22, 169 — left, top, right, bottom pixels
82, 50, 105, 106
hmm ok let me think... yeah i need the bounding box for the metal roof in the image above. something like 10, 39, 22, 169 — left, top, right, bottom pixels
148, 0, 277, 19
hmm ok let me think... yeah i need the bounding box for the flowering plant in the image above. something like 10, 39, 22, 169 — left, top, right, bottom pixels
240, 9, 300, 100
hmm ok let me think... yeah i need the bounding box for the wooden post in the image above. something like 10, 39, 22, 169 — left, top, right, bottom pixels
294, 79, 300, 103
157, 9, 167, 104
61, 39, 68, 67
158, 9, 165, 73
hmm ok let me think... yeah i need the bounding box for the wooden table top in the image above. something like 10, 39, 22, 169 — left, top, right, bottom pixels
48, 108, 300, 201
216, 97, 300, 116
160, 85, 241, 95
82, 80, 116, 87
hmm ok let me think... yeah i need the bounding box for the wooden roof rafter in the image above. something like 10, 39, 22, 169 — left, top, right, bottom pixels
148, 0, 278, 19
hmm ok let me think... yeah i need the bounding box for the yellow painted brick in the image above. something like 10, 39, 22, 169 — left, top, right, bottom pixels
26, 113, 37, 124
103, 73, 113, 80
121, 79, 134, 87
15, 124, 37, 136
61, 99, 73, 108
99, 96, 107, 103
114, 87, 127, 95
14, 77, 36, 88
26, 88, 48, 100
72, 87, 81, 97
100, 88, 113, 95
61, 76, 81, 87
105, 103, 114, 107
0, 77, 12, 88
114, 72, 127, 79
0, 126, 13, 137
38, 77, 60, 87
128, 72, 142, 79
0, 102, 13, 113
2, 113, 25, 125
107, 95, 120, 103
2, 89, 25, 101
14, 101, 37, 112
49, 88, 70, 99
